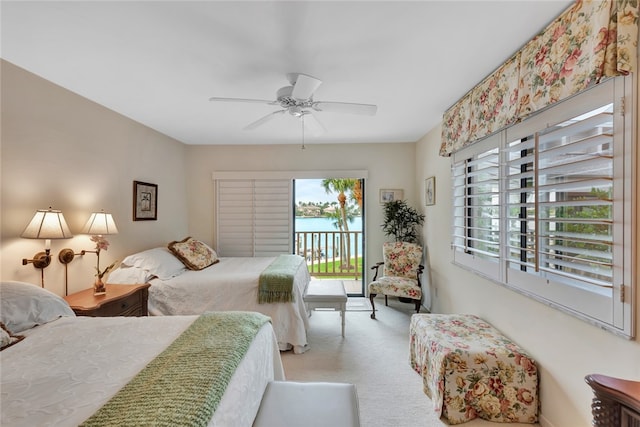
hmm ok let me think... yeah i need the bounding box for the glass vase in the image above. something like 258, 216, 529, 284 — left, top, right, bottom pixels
94, 277, 106, 296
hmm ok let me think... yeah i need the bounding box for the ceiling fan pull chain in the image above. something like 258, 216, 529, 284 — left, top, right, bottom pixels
301, 115, 306, 150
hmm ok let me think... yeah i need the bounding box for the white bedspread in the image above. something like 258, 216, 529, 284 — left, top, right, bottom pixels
0, 315, 284, 427
147, 256, 311, 353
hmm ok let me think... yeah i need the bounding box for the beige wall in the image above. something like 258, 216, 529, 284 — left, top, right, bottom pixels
185, 142, 418, 284
1, 61, 189, 295
415, 119, 640, 426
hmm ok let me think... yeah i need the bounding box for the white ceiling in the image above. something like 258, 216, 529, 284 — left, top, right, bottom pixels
1, 1, 572, 146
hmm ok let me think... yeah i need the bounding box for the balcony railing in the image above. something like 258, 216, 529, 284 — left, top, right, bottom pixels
295, 231, 362, 280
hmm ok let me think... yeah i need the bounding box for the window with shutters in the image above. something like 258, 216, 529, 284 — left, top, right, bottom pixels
451, 77, 634, 338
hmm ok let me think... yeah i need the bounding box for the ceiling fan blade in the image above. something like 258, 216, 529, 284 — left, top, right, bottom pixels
290, 73, 322, 100
312, 101, 377, 116
209, 97, 276, 105
244, 109, 286, 130
301, 111, 326, 136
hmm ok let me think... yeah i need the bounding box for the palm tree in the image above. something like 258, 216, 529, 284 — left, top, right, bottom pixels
321, 179, 358, 268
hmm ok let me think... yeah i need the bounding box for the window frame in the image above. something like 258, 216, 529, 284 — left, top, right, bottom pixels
451, 77, 635, 338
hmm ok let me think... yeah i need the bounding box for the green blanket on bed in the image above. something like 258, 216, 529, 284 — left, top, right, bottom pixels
80, 311, 270, 427
258, 254, 304, 304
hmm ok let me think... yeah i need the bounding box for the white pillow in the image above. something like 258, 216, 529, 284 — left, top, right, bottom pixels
0, 281, 75, 334
106, 265, 154, 284
120, 247, 186, 280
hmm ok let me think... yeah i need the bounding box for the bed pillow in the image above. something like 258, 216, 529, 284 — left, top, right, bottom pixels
1, 322, 24, 350
120, 247, 186, 280
0, 281, 75, 334
106, 265, 155, 284
168, 237, 219, 270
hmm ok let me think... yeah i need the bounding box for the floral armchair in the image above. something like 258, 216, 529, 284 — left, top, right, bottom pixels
368, 241, 423, 319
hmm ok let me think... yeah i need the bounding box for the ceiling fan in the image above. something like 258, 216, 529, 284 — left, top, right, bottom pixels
209, 73, 377, 135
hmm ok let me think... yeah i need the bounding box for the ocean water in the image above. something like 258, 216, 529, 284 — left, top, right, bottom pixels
295, 216, 362, 231
295, 216, 363, 258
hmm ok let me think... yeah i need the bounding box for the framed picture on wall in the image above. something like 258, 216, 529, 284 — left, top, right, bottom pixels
133, 180, 158, 221
425, 176, 436, 206
379, 189, 403, 204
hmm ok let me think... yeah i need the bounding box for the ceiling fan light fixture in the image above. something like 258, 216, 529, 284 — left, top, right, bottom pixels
289, 106, 304, 117
209, 72, 377, 134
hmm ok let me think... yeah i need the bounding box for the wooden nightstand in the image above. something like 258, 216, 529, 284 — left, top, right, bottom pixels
64, 283, 150, 317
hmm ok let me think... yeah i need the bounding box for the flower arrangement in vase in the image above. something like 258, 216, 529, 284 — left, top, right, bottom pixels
89, 235, 117, 295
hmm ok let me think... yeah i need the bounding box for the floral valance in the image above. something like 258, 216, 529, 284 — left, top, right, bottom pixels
440, 0, 638, 156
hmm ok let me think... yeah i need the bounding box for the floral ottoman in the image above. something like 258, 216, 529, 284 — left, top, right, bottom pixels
409, 314, 538, 424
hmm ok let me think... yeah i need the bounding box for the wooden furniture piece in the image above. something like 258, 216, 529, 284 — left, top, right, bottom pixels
368, 241, 423, 319
64, 283, 150, 317
253, 381, 361, 427
409, 313, 539, 424
586, 374, 640, 427
304, 280, 347, 337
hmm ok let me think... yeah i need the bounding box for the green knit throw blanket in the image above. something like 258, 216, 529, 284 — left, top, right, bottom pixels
258, 254, 303, 304
80, 311, 270, 427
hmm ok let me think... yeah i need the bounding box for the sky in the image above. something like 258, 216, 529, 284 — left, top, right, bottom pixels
294, 179, 338, 204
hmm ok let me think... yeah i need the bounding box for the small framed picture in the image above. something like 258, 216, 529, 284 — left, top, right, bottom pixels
425, 176, 436, 206
379, 189, 404, 204
133, 180, 158, 221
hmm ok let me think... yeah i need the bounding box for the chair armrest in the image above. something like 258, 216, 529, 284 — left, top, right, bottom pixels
370, 262, 384, 281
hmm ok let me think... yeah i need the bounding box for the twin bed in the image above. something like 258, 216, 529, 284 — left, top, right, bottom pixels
107, 240, 311, 353
1, 281, 284, 426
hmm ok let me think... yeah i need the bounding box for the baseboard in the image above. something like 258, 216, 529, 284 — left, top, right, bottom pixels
539, 413, 555, 427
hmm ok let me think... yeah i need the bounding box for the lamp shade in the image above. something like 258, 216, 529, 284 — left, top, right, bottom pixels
81, 211, 118, 235
21, 208, 73, 240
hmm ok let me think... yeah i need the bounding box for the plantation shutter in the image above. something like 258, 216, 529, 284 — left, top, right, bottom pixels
504, 98, 619, 324
506, 107, 616, 288
452, 136, 501, 281
216, 179, 292, 257
451, 77, 632, 336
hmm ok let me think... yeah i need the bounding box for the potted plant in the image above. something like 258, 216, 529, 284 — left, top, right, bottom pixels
381, 200, 425, 243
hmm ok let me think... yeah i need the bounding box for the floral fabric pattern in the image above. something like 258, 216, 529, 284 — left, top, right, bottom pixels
382, 242, 422, 278
409, 314, 539, 424
1, 322, 24, 351
369, 276, 421, 299
168, 237, 219, 271
440, 0, 638, 157
440, 93, 472, 157
469, 53, 520, 142
368, 242, 423, 300
518, 0, 612, 118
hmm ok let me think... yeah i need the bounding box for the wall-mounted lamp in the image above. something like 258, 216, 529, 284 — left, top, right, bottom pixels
21, 207, 73, 287
81, 210, 119, 237
58, 210, 119, 266
79, 210, 118, 294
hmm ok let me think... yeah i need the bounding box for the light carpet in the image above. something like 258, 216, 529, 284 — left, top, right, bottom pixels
346, 297, 373, 311
281, 297, 539, 427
